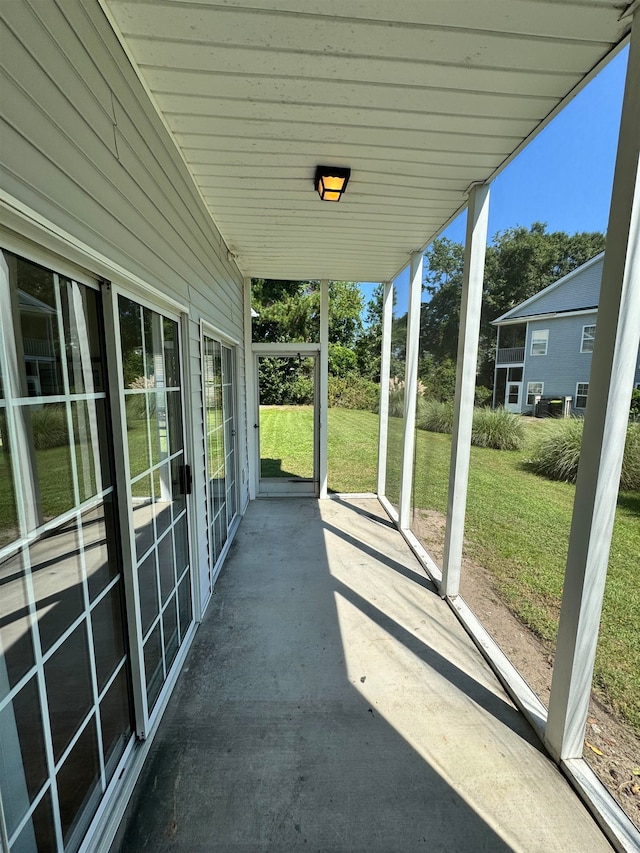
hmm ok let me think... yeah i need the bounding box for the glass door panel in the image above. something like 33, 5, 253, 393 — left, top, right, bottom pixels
117, 296, 193, 719
202, 334, 238, 599
257, 355, 318, 495
0, 250, 134, 852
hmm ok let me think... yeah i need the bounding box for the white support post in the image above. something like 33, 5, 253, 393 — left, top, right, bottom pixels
319, 279, 329, 498
546, 10, 640, 762
442, 183, 490, 597
492, 326, 500, 409
243, 276, 258, 502
377, 281, 393, 497
398, 252, 423, 529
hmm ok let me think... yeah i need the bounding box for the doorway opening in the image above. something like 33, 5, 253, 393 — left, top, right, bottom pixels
256, 354, 319, 496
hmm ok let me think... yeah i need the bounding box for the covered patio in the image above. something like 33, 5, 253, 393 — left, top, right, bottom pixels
111, 497, 611, 852
1, 2, 639, 852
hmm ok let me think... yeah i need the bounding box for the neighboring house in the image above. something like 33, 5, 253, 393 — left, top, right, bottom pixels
492, 253, 640, 415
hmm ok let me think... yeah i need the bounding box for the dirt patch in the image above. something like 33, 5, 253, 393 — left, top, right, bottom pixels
411, 508, 640, 830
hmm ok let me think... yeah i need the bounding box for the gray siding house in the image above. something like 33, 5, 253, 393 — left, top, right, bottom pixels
493, 253, 640, 414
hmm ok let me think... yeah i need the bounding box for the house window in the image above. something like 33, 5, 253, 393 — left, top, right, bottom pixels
527, 382, 543, 405
581, 324, 596, 353
530, 329, 548, 355
576, 382, 589, 408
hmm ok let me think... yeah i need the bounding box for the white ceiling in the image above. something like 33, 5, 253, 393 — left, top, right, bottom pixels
101, 0, 631, 282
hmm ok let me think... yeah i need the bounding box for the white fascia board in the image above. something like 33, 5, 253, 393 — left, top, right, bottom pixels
492, 253, 605, 324
494, 307, 599, 327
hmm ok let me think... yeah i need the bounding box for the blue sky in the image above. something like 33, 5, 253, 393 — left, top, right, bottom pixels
359, 45, 629, 316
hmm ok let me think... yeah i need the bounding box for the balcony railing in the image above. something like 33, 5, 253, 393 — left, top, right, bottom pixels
497, 346, 525, 364
23, 337, 55, 358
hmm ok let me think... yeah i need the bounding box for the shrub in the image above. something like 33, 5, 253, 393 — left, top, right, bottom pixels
474, 385, 493, 407
31, 406, 69, 450
328, 373, 379, 411
417, 399, 453, 434
471, 406, 525, 450
288, 375, 314, 404
527, 419, 640, 490
387, 386, 405, 418
622, 423, 640, 490
328, 343, 357, 377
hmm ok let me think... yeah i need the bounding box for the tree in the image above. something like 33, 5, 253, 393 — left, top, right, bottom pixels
355, 284, 385, 380
420, 237, 465, 362
483, 222, 606, 322
418, 224, 606, 390
251, 279, 363, 346
251, 279, 365, 402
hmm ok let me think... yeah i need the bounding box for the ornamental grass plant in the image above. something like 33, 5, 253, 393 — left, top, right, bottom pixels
527, 417, 640, 491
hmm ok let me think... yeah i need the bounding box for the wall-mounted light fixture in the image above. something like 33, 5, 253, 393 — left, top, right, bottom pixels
315, 166, 351, 202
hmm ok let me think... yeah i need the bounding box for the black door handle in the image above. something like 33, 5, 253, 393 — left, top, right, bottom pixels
179, 464, 192, 495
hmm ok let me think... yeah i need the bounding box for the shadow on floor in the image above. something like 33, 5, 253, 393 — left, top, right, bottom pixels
111, 497, 610, 853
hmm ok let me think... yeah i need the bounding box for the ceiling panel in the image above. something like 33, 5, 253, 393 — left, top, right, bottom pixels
101, 0, 631, 281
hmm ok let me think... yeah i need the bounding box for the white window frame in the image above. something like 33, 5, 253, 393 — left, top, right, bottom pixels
575, 382, 589, 409
527, 381, 544, 406
580, 324, 596, 353
530, 329, 549, 356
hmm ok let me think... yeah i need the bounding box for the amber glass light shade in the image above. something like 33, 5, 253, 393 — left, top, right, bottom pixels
315, 166, 351, 201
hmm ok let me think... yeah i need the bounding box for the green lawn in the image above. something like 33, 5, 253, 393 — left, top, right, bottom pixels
260, 405, 315, 478
4, 405, 637, 734
315, 406, 639, 733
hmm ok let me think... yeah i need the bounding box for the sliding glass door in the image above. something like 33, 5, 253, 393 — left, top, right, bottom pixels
116, 296, 193, 720
202, 333, 237, 596
0, 251, 133, 852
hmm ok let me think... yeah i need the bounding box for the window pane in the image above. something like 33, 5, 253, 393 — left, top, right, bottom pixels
581, 325, 596, 353
0, 676, 48, 838
178, 570, 192, 642
30, 521, 83, 654
61, 280, 104, 395
143, 623, 163, 711
118, 297, 144, 388
174, 515, 188, 575
149, 391, 167, 467
142, 308, 169, 392
84, 500, 119, 602
0, 410, 19, 548
72, 398, 111, 503
167, 390, 183, 456
138, 551, 159, 639
23, 403, 75, 523
100, 666, 133, 783
125, 394, 150, 479
157, 529, 175, 604
56, 716, 101, 847
163, 594, 179, 670
91, 582, 126, 693
153, 463, 172, 539
11, 788, 57, 853
163, 318, 179, 388
170, 457, 186, 521
44, 622, 93, 761
0, 552, 34, 699
132, 475, 154, 561
16, 257, 63, 397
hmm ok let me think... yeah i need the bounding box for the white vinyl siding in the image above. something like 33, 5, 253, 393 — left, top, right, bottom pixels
581, 324, 596, 353
530, 329, 549, 356
527, 381, 544, 405
576, 382, 589, 408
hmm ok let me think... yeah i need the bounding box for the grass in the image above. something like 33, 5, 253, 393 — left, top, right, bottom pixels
259, 405, 315, 479
3, 405, 637, 734
261, 405, 639, 734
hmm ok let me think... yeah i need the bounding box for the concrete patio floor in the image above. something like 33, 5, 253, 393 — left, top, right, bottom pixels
111, 496, 613, 852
